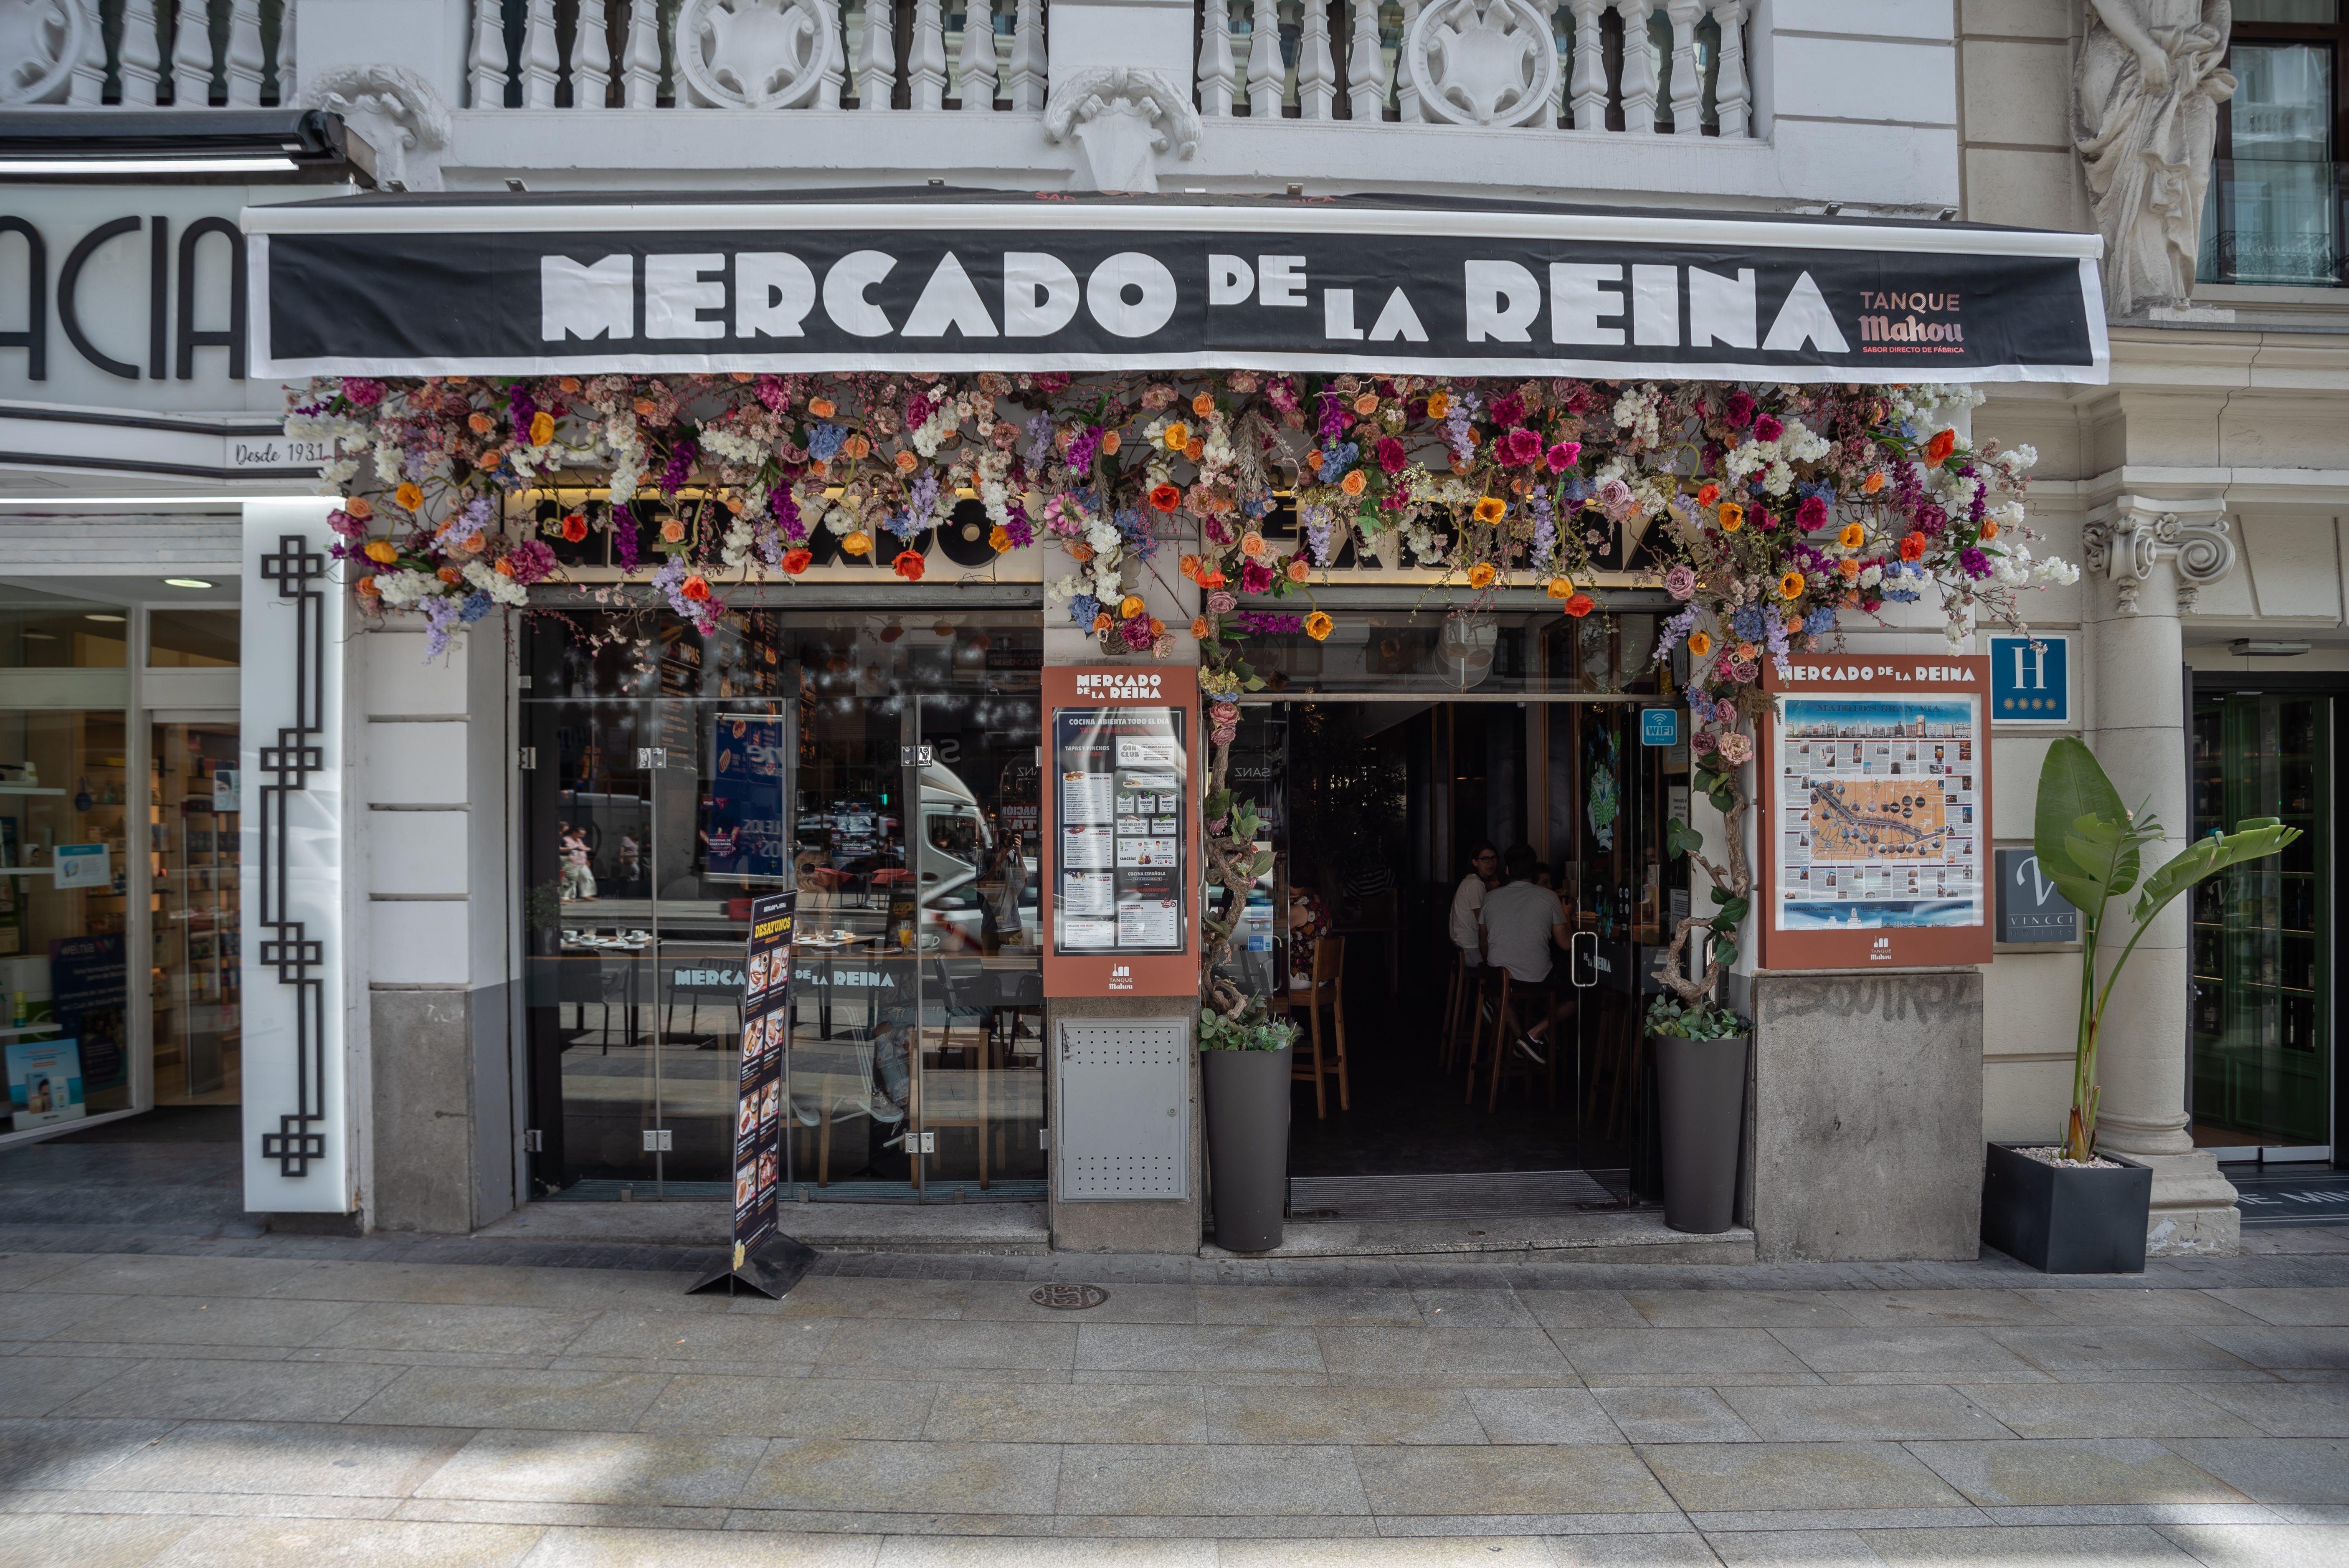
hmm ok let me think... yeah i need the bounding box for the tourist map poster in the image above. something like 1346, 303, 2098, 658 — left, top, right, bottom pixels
1760, 657, 1992, 969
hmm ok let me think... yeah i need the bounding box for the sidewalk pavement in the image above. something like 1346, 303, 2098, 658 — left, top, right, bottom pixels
1, 1227, 2347, 1567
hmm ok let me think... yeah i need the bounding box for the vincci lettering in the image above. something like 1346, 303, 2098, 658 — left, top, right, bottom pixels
0, 212, 247, 384
1072, 672, 1165, 699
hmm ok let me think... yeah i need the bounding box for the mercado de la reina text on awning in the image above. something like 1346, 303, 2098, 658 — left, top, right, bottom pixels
0, 0, 2342, 1268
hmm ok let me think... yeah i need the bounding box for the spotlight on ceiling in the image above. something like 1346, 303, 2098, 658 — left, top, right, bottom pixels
162, 578, 215, 590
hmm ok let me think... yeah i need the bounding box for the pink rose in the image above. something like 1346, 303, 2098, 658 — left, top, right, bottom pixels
1664, 564, 1697, 600
1240, 560, 1275, 594
1753, 414, 1784, 443
1545, 441, 1581, 473
1498, 427, 1543, 466
1208, 590, 1237, 613
1716, 732, 1754, 765
1376, 436, 1406, 475
1723, 391, 1756, 429
1691, 729, 1718, 757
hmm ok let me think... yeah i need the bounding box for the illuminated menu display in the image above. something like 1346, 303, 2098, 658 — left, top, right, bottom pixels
1052, 705, 1188, 955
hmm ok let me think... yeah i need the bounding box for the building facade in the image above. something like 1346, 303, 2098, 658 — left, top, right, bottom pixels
0, 0, 2341, 1260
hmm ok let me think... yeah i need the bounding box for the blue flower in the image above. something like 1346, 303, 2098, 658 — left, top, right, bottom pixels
1069, 594, 1101, 628
806, 423, 847, 461
458, 590, 494, 624
1802, 605, 1837, 635
1730, 606, 1766, 641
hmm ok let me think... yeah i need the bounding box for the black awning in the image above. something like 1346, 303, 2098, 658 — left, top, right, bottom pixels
244, 192, 2106, 385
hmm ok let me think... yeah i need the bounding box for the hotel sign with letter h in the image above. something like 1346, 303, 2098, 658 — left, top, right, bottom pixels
1989, 634, 2068, 724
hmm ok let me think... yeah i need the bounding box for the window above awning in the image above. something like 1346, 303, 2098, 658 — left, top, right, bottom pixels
243, 190, 2108, 386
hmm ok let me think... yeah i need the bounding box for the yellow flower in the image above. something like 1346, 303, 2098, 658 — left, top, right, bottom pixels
1837, 521, 1866, 550
1473, 497, 1506, 524
528, 410, 554, 446
1304, 611, 1333, 641
1718, 502, 1745, 532
1119, 595, 1145, 620
1778, 570, 1806, 600
393, 481, 424, 512
988, 525, 1011, 552
843, 530, 873, 557
1688, 630, 1713, 658
1162, 422, 1190, 451
1546, 576, 1575, 600
1426, 391, 1450, 419
363, 540, 398, 564
1466, 562, 1498, 590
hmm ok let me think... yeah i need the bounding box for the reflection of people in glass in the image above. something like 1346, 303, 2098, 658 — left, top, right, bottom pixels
615, 833, 643, 892
559, 824, 597, 902
979, 831, 1028, 952
1285, 880, 1333, 988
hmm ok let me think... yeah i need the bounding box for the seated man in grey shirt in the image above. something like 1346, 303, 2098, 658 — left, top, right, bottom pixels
1480, 844, 1571, 1064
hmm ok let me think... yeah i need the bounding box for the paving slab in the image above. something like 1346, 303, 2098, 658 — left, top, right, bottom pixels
137, 1515, 547, 1568
1558, 1329, 1810, 1380
1190, 1286, 1422, 1328
1715, 1384, 2012, 1441
1771, 1328, 2047, 1381
306, 1303, 602, 1358
1905, 1438, 2253, 1507
0, 1350, 147, 1418
2013, 1289, 2268, 1327
874, 1539, 1205, 1568
31, 1256, 329, 1300
0, 1416, 184, 1491
43, 1296, 361, 1350
1638, 1441, 1971, 1512
0, 1510, 203, 1568
1055, 1442, 1368, 1517
1989, 1327, 2264, 1375
560, 1310, 840, 1366
2155, 1521, 2349, 1568
1862, 1522, 2201, 1564
956, 1283, 1199, 1325
414, 1429, 768, 1507
1591, 1387, 1759, 1444
1806, 1291, 2065, 1329
2196, 1382, 2349, 1437
1512, 1292, 1649, 1330
2163, 1437, 2349, 1506
1462, 1388, 1627, 1445
739, 1437, 1060, 1515
1202, 1386, 1484, 1446
631, 1374, 927, 1440
519, 1524, 878, 1566
1318, 1326, 1578, 1385
1952, 1380, 2262, 1439
2202, 1289, 2349, 1328
56, 1358, 407, 1423
342, 1367, 673, 1432
92, 1420, 471, 1500
1351, 1444, 1676, 1517
1073, 1324, 1327, 1382
926, 1383, 1206, 1444
257, 1264, 706, 1313
1623, 1292, 1861, 1330
2192, 1328, 2349, 1371
0, 1252, 100, 1292
814, 1319, 1075, 1373
757, 1279, 973, 1321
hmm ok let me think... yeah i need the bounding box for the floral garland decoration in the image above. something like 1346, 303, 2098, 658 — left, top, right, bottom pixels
289, 370, 2072, 1016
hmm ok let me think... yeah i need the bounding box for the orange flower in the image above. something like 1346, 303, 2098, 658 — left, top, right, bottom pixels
1473, 497, 1506, 524
1564, 593, 1596, 618
1240, 531, 1266, 557
1425, 391, 1450, 419
844, 434, 871, 460
393, 481, 424, 512
1149, 618, 1165, 637
354, 575, 380, 597
894, 449, 919, 473
730, 371, 753, 383
1925, 428, 1958, 464
1862, 472, 1887, 494
806, 458, 829, 480
436, 566, 462, 585
1837, 557, 1861, 580
1178, 553, 1202, 580
988, 525, 1011, 552
1340, 470, 1368, 496
1688, 630, 1713, 658
494, 558, 515, 577
660, 517, 686, 543
1100, 430, 1121, 455
1184, 438, 1205, 463
363, 540, 398, 564
682, 575, 711, 601
1718, 502, 1745, 532
1837, 522, 1866, 550
1547, 576, 1575, 600
557, 376, 582, 394
1285, 556, 1310, 583
1697, 483, 1720, 506
1192, 392, 1217, 418
1305, 451, 1323, 474
1198, 566, 1227, 590
1467, 562, 1498, 589
477, 448, 502, 470
1898, 532, 1926, 561
893, 550, 926, 582
1304, 611, 1333, 641
633, 398, 659, 417
782, 548, 813, 574
462, 532, 487, 554
1119, 595, 1145, 620
1353, 393, 1379, 416
344, 496, 374, 521
1190, 616, 1211, 638
468, 411, 495, 435
1091, 613, 1113, 635
1161, 422, 1190, 451
1779, 571, 1806, 600
1071, 541, 1096, 562
1148, 483, 1182, 512
528, 411, 555, 446
560, 513, 588, 542
1736, 643, 1758, 663
807, 397, 836, 418
842, 529, 873, 557
725, 495, 744, 515
1979, 519, 2001, 541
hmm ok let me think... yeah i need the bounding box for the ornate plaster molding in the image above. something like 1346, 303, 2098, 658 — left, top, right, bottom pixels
298, 63, 452, 192
2081, 497, 2235, 616
1045, 67, 1202, 194
1406, 0, 1561, 128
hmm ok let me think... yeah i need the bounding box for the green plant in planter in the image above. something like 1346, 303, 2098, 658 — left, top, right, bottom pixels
1651, 814, 1754, 1039
1199, 1005, 1299, 1052
1647, 993, 1750, 1039
2034, 735, 2298, 1164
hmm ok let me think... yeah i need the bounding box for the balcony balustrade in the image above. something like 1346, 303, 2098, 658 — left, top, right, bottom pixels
0, 0, 294, 107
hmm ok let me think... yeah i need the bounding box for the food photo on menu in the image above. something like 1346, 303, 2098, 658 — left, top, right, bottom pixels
734, 1160, 755, 1211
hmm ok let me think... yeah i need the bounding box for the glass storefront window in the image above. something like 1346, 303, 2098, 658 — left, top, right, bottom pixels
1239, 605, 1675, 696
148, 610, 241, 669
522, 607, 1046, 1202
2192, 693, 2331, 1153
1, 588, 128, 669
150, 720, 242, 1104
0, 710, 135, 1130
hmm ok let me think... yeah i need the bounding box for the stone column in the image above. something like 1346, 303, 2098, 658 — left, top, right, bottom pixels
2080, 494, 2240, 1256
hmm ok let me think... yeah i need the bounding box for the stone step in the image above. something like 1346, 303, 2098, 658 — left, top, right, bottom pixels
1201, 1208, 1756, 1264
476, 1197, 1052, 1255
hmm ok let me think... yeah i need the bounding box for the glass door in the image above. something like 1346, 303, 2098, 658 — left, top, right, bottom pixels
149, 718, 242, 1105
2192, 692, 2332, 1160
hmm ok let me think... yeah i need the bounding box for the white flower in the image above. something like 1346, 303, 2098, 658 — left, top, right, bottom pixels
1858, 564, 1883, 588
1764, 460, 1794, 496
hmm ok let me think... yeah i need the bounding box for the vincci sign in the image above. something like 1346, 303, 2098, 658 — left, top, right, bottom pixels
1, 191, 258, 404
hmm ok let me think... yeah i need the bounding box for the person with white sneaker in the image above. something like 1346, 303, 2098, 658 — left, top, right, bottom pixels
1479, 844, 1571, 1064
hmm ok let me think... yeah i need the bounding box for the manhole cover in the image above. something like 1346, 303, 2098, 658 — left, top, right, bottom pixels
1030, 1284, 1110, 1311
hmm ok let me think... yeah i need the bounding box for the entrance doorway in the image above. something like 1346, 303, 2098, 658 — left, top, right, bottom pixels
1214, 607, 1690, 1212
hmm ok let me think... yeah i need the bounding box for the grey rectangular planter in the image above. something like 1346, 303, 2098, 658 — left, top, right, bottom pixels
1980, 1140, 2152, 1274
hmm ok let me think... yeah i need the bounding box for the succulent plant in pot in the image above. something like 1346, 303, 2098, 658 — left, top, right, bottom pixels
1982, 736, 2297, 1273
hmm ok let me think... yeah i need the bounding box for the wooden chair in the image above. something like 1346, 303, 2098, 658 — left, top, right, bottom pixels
1481, 971, 1565, 1113
1441, 949, 1482, 1072
1288, 934, 1350, 1117
1459, 963, 1508, 1103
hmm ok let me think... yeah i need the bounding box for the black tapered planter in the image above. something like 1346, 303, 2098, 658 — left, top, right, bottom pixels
1654, 1032, 1748, 1235
1202, 1046, 1292, 1253
1981, 1140, 2152, 1274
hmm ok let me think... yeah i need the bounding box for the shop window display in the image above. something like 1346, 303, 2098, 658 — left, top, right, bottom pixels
150, 722, 242, 1105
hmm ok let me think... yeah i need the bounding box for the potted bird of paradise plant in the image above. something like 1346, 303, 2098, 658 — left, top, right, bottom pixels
1982, 736, 2297, 1273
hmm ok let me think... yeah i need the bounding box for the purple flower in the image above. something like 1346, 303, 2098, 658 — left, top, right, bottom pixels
613, 504, 642, 570
658, 438, 698, 493
1960, 547, 1991, 579
1724, 391, 1756, 429
1120, 615, 1156, 651
1002, 499, 1034, 550
505, 538, 557, 585
1796, 495, 1830, 530
1753, 414, 1784, 443
1240, 560, 1275, 595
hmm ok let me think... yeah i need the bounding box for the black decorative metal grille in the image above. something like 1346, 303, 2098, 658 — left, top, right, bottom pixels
257, 534, 330, 1177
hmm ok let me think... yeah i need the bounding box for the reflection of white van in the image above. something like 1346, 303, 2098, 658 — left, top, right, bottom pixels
917, 761, 990, 947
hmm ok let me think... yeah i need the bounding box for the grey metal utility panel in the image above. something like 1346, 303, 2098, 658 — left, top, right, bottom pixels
1055, 1018, 1190, 1201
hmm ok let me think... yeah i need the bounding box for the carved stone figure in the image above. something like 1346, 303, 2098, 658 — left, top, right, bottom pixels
0, 0, 87, 105
2075, 1, 2237, 317
676, 0, 840, 111
299, 65, 453, 192
1408, 0, 1559, 129
1044, 67, 1202, 194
